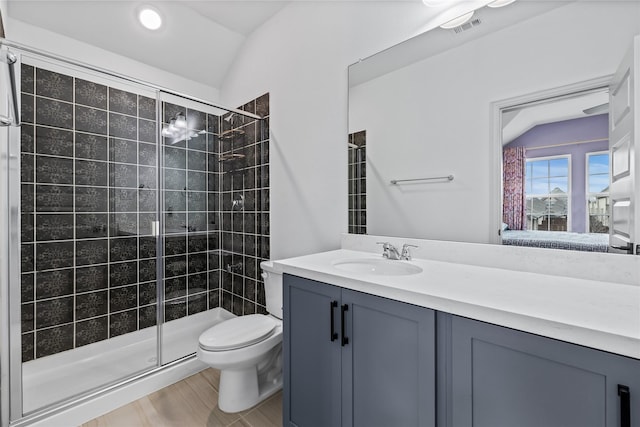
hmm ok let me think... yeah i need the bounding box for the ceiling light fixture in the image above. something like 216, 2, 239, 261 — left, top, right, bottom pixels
440, 11, 475, 29
174, 112, 187, 129
487, 0, 516, 8
139, 7, 162, 30
162, 113, 203, 143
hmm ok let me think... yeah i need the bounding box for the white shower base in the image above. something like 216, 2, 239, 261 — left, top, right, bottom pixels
22, 308, 233, 414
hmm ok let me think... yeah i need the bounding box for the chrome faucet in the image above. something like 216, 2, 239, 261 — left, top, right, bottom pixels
400, 244, 418, 261
377, 242, 419, 261
377, 242, 401, 260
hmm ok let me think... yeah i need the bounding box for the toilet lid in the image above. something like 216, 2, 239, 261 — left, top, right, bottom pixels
199, 314, 278, 351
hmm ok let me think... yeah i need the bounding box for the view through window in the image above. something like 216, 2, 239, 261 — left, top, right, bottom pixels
525, 156, 570, 231
587, 152, 610, 233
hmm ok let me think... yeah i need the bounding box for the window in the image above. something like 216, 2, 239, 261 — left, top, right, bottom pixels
525, 156, 570, 231
586, 152, 610, 233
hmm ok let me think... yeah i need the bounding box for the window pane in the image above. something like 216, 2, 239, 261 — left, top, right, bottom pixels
530, 178, 548, 194
530, 160, 548, 178
588, 154, 609, 175
589, 215, 609, 233
549, 216, 568, 231
588, 175, 609, 193
588, 196, 610, 215
548, 158, 569, 177
549, 196, 568, 216
526, 196, 547, 224
548, 177, 568, 193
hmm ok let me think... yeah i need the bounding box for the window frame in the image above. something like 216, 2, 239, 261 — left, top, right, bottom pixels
525, 154, 572, 231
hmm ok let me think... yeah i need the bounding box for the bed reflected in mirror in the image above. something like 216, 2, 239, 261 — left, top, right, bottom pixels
500, 88, 612, 253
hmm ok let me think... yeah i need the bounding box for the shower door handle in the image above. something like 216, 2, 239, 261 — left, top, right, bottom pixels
0, 50, 20, 127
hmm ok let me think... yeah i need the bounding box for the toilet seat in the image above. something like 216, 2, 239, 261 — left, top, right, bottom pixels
199, 314, 278, 351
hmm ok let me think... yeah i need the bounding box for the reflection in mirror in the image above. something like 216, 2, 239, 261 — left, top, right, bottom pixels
348, 130, 367, 234
348, 0, 640, 254
500, 88, 612, 252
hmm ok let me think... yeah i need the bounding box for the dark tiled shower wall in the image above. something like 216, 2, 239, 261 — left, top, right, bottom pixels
19, 63, 224, 361
218, 94, 270, 317
348, 130, 366, 234
160, 102, 221, 324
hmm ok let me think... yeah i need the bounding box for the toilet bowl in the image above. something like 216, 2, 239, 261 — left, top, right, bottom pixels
196, 261, 283, 413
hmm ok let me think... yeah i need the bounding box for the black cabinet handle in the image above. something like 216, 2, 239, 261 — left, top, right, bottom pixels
341, 304, 349, 346
330, 300, 338, 342
618, 384, 630, 427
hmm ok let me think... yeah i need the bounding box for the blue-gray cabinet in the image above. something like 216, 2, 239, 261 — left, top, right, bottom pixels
442, 314, 640, 427
284, 273, 640, 427
283, 274, 436, 427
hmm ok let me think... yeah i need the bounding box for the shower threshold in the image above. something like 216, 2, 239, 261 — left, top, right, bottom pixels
21, 308, 233, 414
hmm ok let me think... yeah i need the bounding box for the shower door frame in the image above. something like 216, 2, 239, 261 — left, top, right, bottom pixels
0, 39, 263, 426
4, 46, 166, 424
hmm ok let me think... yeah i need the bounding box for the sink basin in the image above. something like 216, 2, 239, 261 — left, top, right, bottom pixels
332, 258, 423, 276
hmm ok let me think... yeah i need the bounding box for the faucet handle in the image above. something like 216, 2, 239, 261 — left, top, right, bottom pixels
376, 241, 391, 258
401, 244, 418, 260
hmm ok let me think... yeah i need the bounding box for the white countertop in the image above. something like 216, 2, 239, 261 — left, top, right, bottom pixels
273, 249, 640, 359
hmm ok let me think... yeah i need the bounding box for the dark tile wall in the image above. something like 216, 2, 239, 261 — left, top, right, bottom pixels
19, 62, 270, 362
348, 130, 366, 234
20, 63, 217, 362
20, 63, 164, 361
217, 94, 270, 316
160, 102, 221, 323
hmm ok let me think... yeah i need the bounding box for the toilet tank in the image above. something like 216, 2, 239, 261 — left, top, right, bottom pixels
260, 261, 283, 319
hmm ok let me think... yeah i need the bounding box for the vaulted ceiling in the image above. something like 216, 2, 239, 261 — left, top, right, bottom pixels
6, 0, 289, 89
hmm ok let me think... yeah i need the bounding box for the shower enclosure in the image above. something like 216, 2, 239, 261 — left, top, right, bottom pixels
0, 41, 270, 425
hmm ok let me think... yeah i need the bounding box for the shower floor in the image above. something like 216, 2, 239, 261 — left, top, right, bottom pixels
22, 308, 233, 414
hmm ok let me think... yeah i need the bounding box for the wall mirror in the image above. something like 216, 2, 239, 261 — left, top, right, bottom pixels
348, 0, 640, 255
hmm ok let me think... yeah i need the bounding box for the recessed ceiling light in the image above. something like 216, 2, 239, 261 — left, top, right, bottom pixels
487, 0, 516, 8
440, 11, 474, 29
139, 7, 162, 30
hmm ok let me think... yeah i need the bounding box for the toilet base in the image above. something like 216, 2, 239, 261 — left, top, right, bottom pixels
216, 344, 283, 413
218, 367, 283, 413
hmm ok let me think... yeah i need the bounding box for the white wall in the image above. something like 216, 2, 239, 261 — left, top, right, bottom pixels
220, 2, 443, 259
4, 17, 219, 101
349, 2, 640, 243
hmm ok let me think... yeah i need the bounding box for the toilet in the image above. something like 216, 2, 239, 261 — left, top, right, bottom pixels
197, 261, 283, 413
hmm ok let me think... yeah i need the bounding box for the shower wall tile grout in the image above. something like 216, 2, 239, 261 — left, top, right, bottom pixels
19, 62, 270, 414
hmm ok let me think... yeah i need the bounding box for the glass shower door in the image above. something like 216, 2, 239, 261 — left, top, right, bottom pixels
158, 92, 227, 365
12, 50, 162, 416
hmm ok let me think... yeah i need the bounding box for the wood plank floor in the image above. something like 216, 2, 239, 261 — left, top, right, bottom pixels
82, 369, 282, 427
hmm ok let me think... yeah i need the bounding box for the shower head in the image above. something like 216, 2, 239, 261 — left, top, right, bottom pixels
348, 142, 358, 149
224, 113, 235, 123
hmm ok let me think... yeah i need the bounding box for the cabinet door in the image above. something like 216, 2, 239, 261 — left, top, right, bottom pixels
342, 289, 436, 427
447, 315, 640, 427
283, 274, 342, 427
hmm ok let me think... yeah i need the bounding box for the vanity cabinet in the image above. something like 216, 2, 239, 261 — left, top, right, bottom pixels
444, 314, 640, 427
283, 274, 436, 427
284, 273, 640, 427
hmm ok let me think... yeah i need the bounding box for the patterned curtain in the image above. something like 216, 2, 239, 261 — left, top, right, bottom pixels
503, 147, 526, 230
